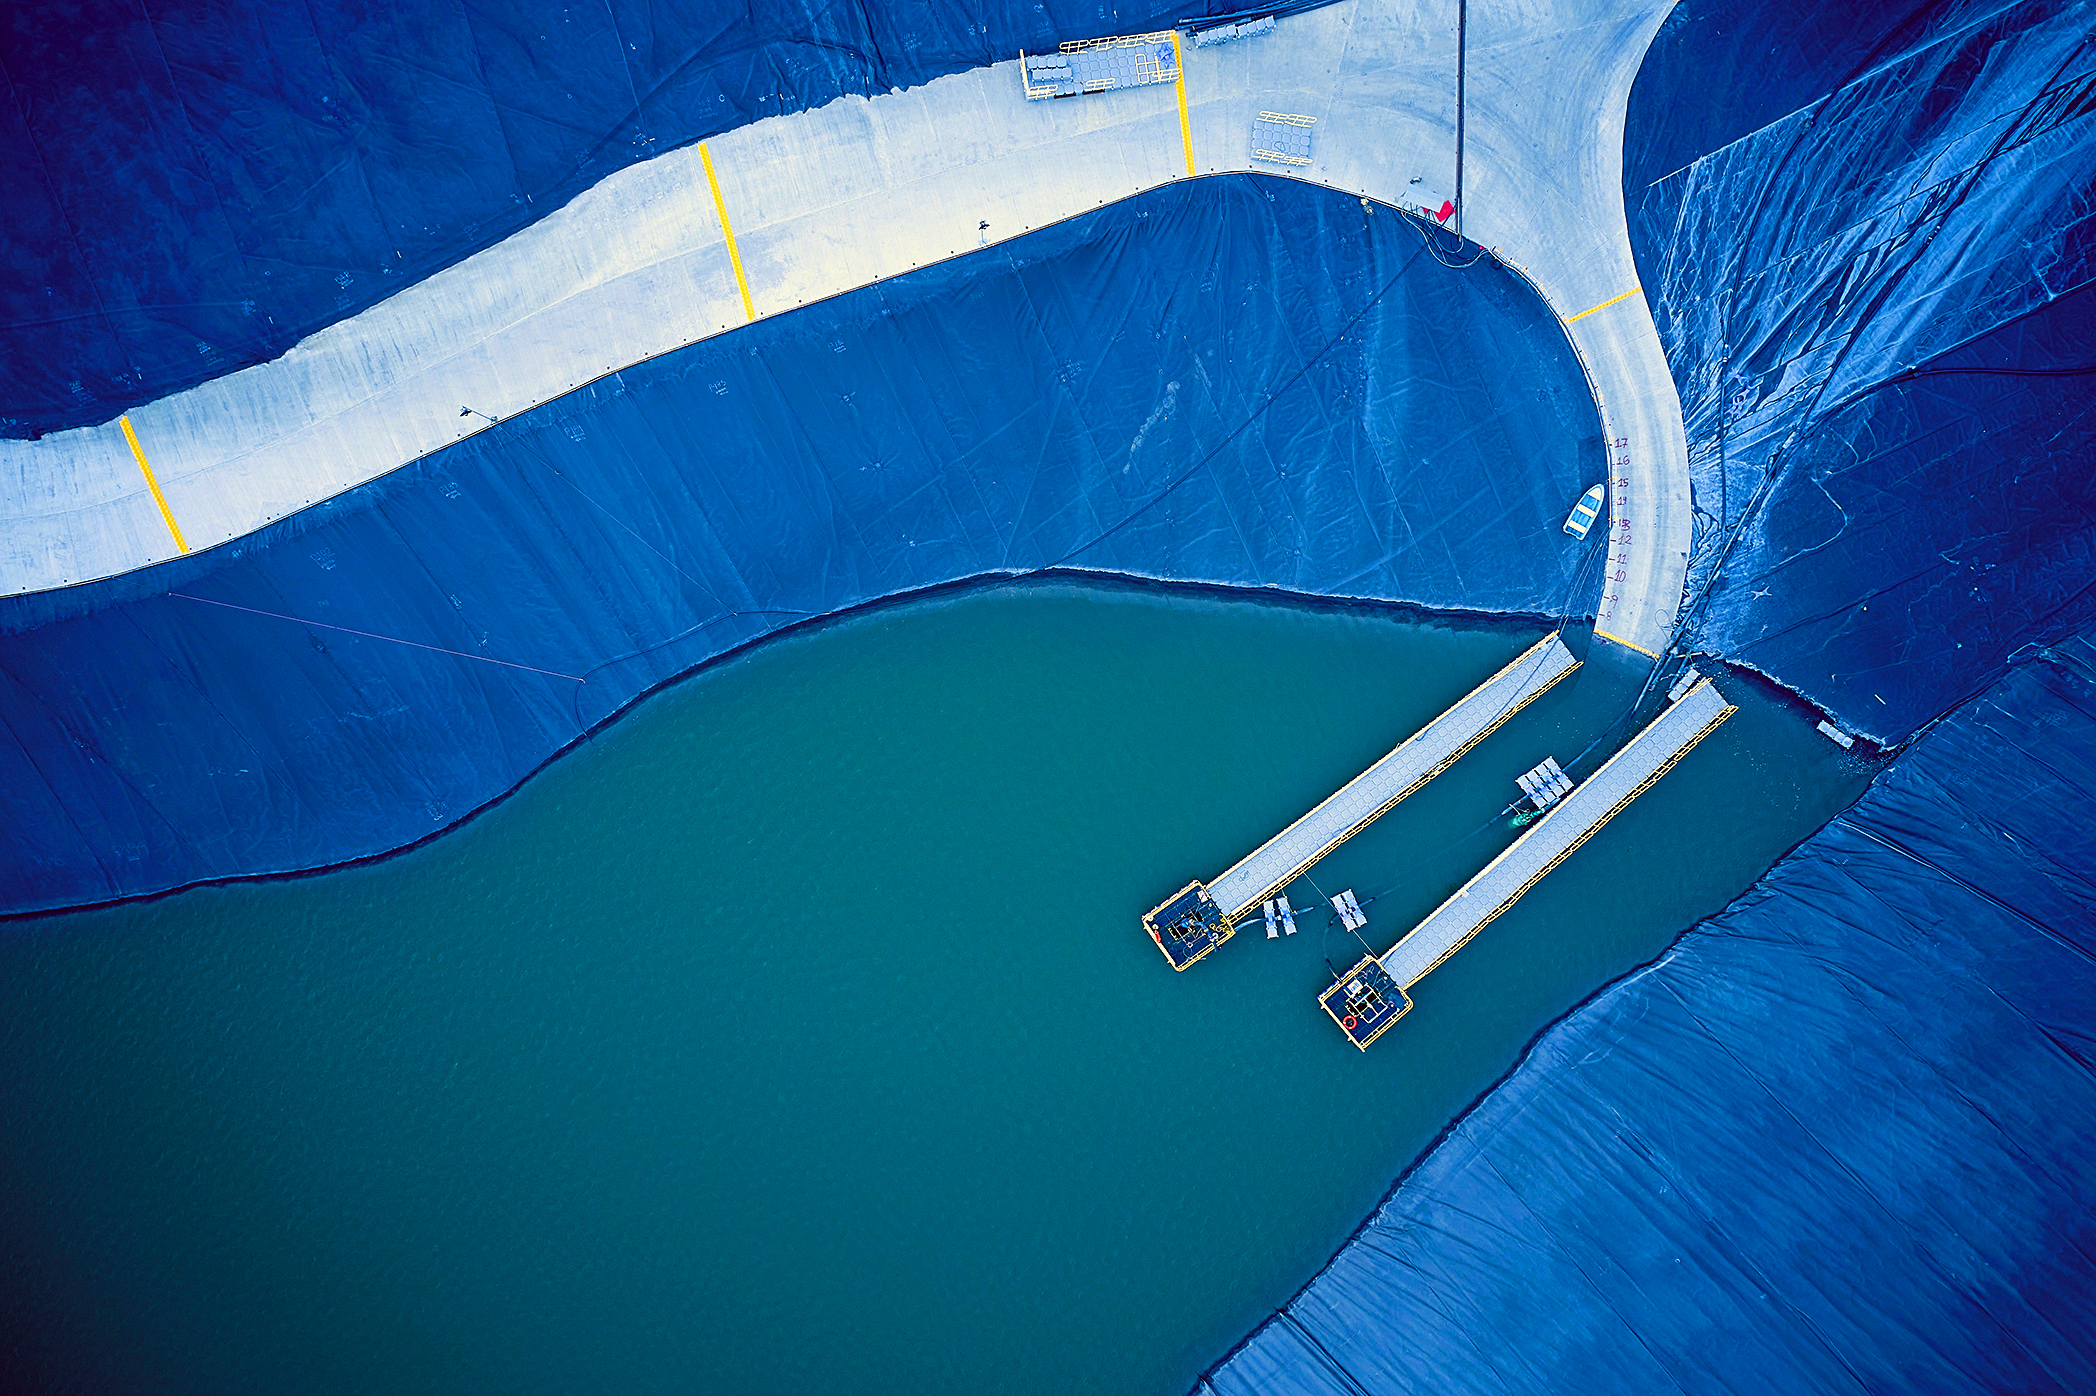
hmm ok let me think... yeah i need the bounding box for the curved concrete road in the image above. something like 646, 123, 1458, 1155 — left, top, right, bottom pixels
0, 0, 1689, 657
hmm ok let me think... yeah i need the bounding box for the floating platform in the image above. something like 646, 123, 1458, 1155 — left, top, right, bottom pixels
1516, 756, 1572, 811
1331, 888, 1368, 932
1326, 677, 1738, 1047
1252, 112, 1316, 166
1319, 955, 1411, 1050
1141, 635, 1580, 971
1142, 881, 1232, 970
1191, 15, 1274, 47
1021, 33, 1180, 100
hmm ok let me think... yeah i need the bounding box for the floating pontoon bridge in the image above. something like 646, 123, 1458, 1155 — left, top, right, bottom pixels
1143, 634, 1581, 969
1322, 676, 1738, 1049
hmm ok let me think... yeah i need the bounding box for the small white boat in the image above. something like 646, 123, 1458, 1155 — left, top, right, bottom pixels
1563, 483, 1606, 538
1263, 899, 1281, 939
1278, 895, 1298, 936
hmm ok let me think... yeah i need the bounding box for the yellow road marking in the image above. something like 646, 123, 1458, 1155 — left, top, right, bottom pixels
1172, 32, 1195, 176
119, 414, 188, 554
701, 142, 755, 323
1566, 286, 1642, 323
1594, 626, 1658, 657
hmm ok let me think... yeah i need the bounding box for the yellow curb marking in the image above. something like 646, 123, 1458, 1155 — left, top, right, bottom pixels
1172, 32, 1196, 176
1566, 286, 1642, 324
1593, 627, 1658, 657
701, 142, 755, 323
120, 415, 189, 553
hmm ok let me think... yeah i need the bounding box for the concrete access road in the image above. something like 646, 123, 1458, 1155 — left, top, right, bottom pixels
0, 0, 1691, 659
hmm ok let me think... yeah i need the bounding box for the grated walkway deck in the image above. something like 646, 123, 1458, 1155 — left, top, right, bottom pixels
1021, 33, 1180, 99
1377, 677, 1736, 990
1203, 634, 1580, 921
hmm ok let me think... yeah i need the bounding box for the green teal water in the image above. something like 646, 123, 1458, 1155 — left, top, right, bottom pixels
0, 579, 1877, 1394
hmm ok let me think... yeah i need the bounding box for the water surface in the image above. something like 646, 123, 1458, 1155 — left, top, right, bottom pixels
0, 578, 1876, 1394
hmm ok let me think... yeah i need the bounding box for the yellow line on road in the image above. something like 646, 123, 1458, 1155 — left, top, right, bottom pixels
1172, 32, 1195, 176
119, 414, 189, 554
1566, 286, 1642, 323
1593, 626, 1658, 657
701, 142, 755, 323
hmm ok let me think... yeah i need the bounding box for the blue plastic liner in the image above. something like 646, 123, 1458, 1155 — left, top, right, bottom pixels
1626, 0, 2096, 742
0, 0, 1217, 440
1201, 635, 2096, 1395
1623, 0, 1941, 196
1191, 8, 2096, 1385
0, 175, 1604, 914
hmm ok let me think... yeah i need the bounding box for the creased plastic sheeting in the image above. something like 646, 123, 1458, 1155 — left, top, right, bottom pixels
1202, 639, 2096, 1395
1623, 0, 1939, 197
1627, 0, 2096, 741
0, 0, 1209, 441
1699, 287, 2096, 734
0, 175, 1602, 915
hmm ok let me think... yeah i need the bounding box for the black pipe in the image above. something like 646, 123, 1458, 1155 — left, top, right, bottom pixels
1455, 0, 1466, 238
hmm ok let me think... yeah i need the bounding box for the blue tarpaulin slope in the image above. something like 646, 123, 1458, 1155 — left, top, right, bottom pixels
0, 0, 1216, 440
1201, 636, 2096, 1395
1192, 5, 2096, 1387
1627, 0, 2096, 742
0, 175, 1603, 915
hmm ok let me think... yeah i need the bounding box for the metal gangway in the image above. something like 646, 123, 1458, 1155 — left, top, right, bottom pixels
1143, 634, 1581, 969
1321, 676, 1738, 1048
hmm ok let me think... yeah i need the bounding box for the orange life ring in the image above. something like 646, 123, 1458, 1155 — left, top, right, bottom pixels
1342, 1014, 1358, 1031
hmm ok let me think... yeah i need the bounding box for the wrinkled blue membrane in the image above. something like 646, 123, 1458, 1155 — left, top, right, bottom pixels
0, 0, 1217, 439
10, 6, 2094, 1391
1623, 0, 1940, 194
1201, 637, 2096, 1395
1629, 0, 2096, 741
1191, 6, 2096, 1389
0, 175, 1603, 914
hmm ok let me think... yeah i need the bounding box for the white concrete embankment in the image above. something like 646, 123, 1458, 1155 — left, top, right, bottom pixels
0, 0, 1690, 656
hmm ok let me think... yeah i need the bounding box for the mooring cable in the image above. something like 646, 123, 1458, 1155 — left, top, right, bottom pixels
170, 592, 589, 683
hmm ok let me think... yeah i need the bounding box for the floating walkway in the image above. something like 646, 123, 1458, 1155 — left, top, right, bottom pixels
1143, 634, 1581, 970
1322, 676, 1737, 1048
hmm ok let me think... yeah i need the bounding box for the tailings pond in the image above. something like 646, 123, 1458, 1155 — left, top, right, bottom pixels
0, 577, 1878, 1394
